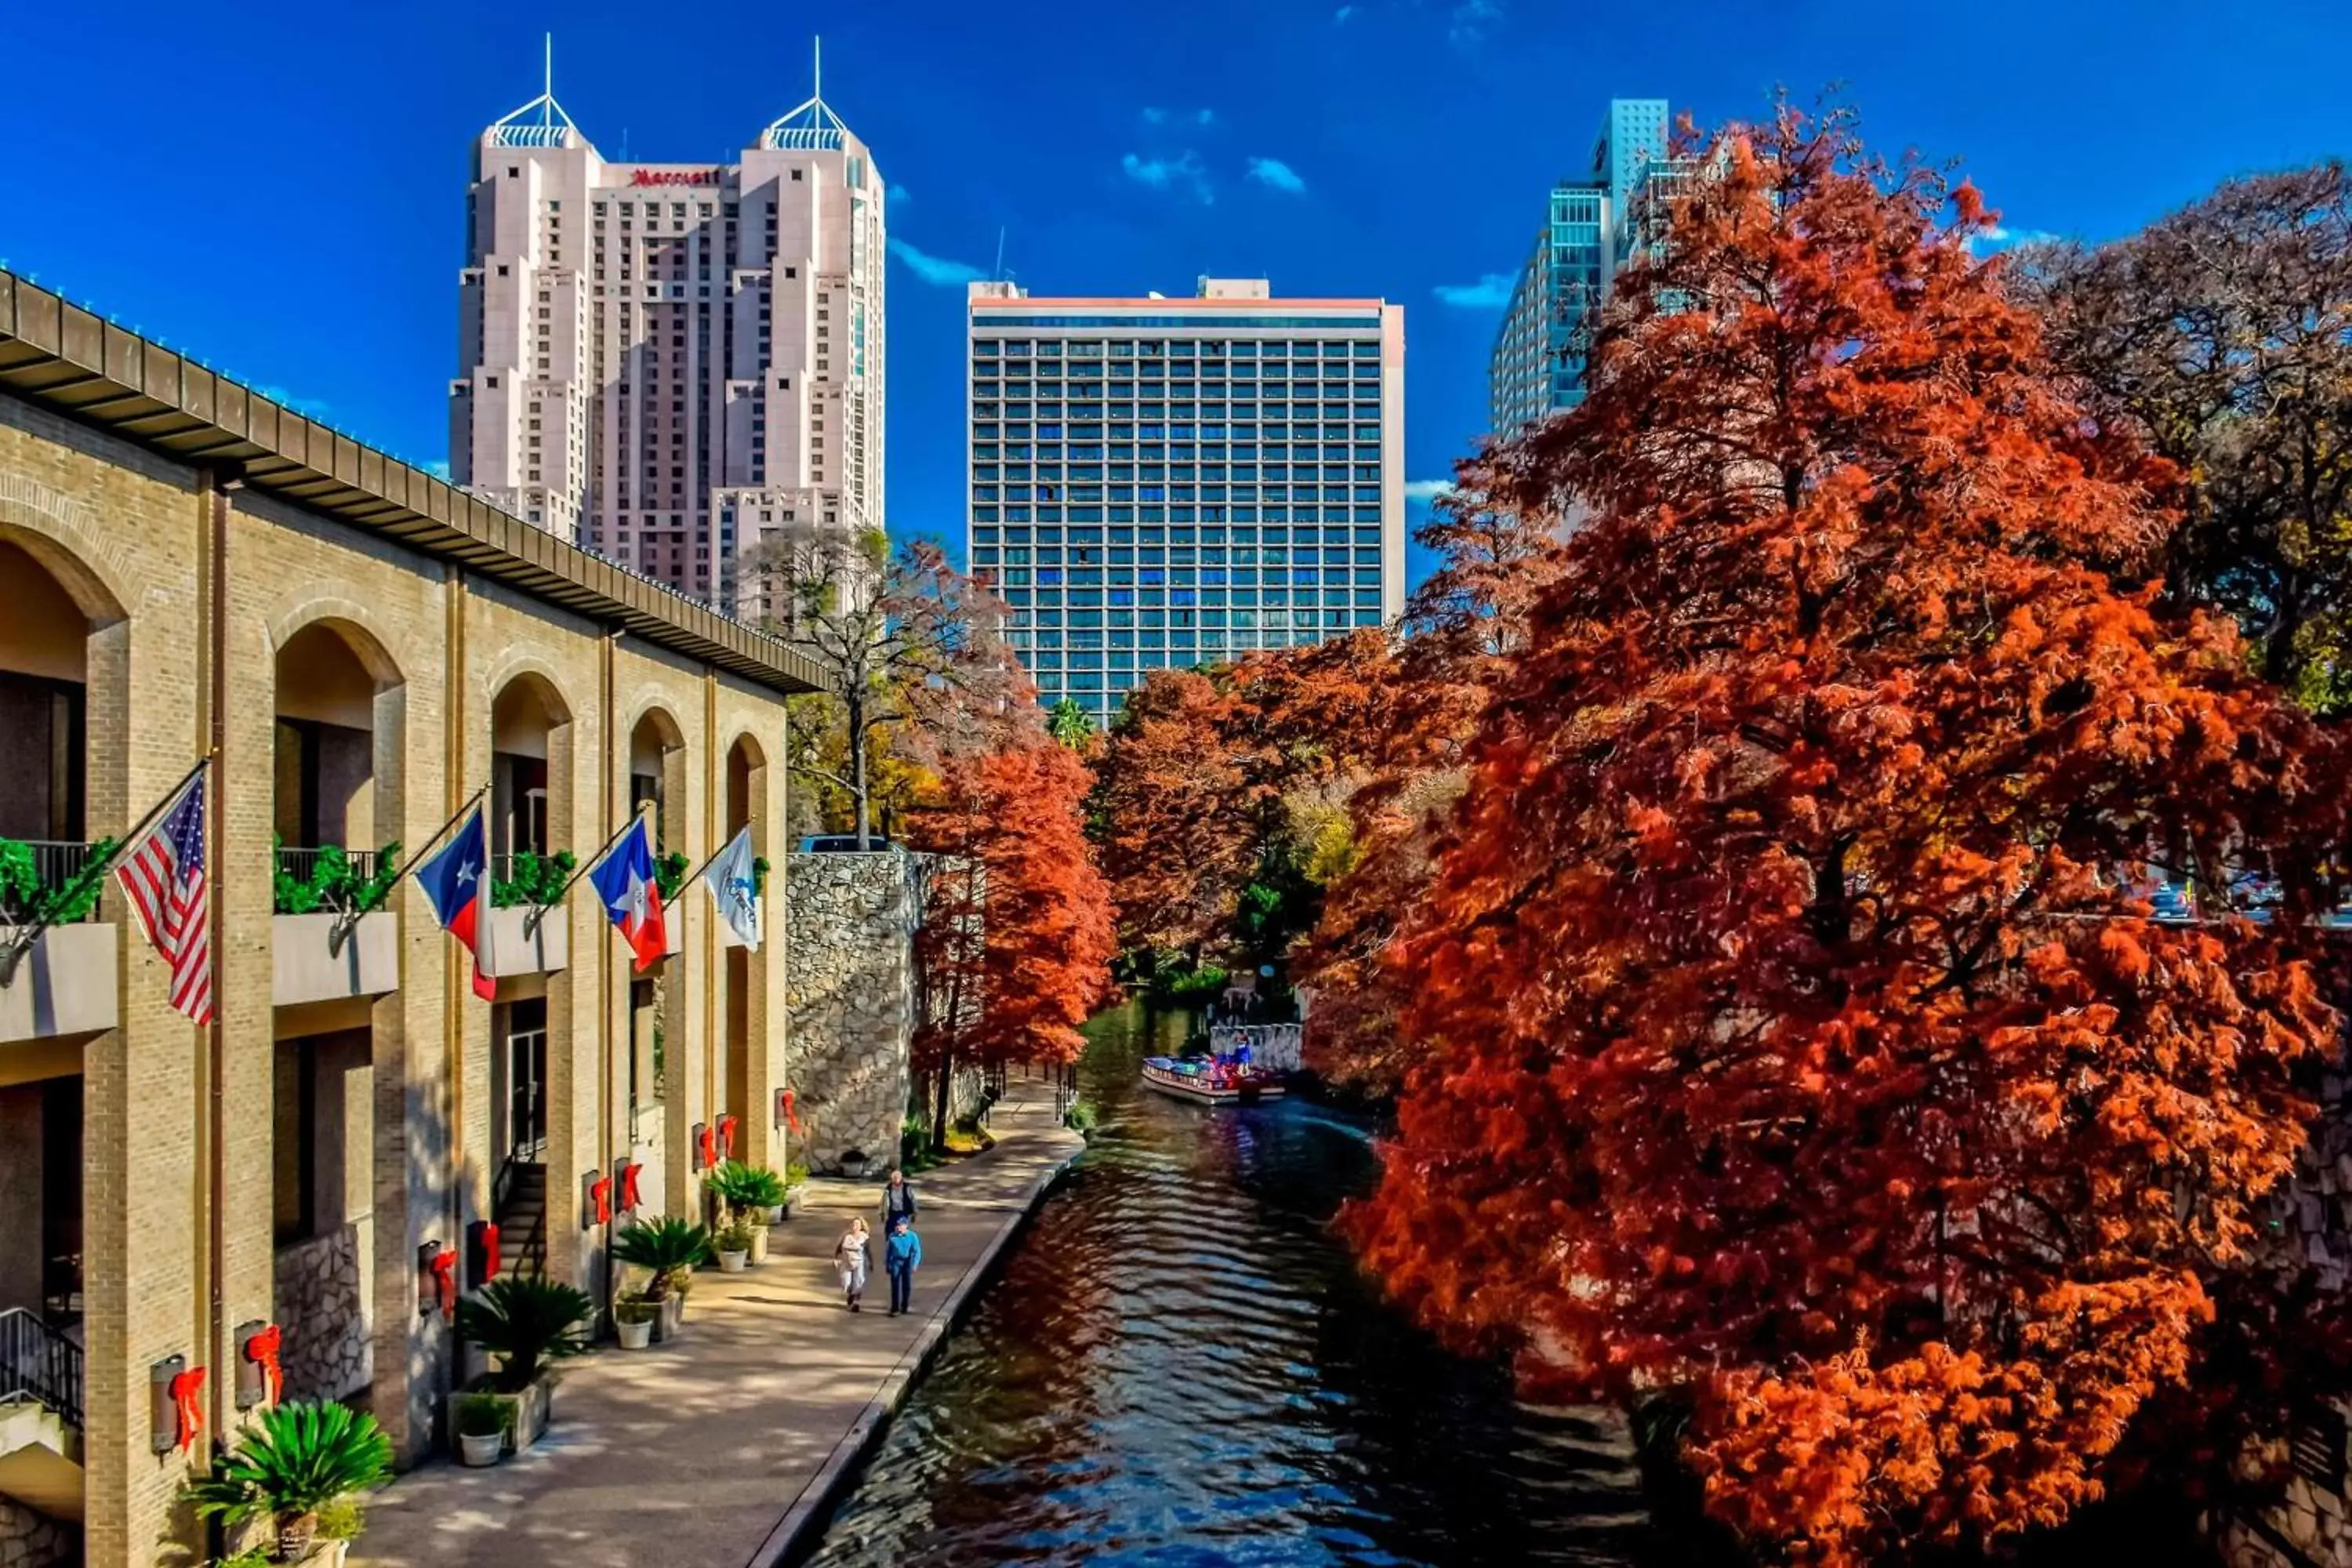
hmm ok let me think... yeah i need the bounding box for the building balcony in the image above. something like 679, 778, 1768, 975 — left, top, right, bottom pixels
0, 925, 118, 1047
482, 904, 568, 979
272, 912, 399, 1007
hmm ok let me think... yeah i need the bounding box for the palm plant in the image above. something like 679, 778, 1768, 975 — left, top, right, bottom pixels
182, 1399, 392, 1562
706, 1160, 789, 1220
455, 1276, 597, 1391
611, 1215, 713, 1300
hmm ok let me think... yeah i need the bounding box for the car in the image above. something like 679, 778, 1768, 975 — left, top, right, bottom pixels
799, 833, 893, 853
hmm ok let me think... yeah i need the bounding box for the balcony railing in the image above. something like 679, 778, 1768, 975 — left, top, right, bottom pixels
0, 1307, 83, 1428
0, 840, 107, 925
274, 846, 379, 885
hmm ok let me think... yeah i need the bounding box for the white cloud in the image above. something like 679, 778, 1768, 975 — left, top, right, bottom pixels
257, 384, 331, 419
1967, 223, 2063, 255
1432, 273, 1514, 308
1142, 107, 1216, 127
1403, 479, 1456, 503
423, 459, 452, 481
888, 238, 986, 286
887, 183, 911, 206
1122, 151, 1213, 204
1247, 157, 1307, 195
1448, 0, 1503, 46
1334, 4, 1356, 20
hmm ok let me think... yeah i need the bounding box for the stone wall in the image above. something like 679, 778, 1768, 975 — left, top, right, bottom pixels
0, 1497, 78, 1568
274, 1224, 372, 1403
786, 851, 917, 1174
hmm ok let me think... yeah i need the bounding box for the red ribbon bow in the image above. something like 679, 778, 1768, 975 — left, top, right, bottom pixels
779, 1089, 804, 1136
619, 1161, 643, 1213
717, 1114, 739, 1159
479, 1222, 502, 1283
169, 1367, 206, 1453
242, 1324, 284, 1406
697, 1123, 717, 1170
590, 1174, 613, 1225
429, 1249, 458, 1316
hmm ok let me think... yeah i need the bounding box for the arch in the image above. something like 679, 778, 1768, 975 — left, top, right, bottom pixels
265, 600, 405, 691
0, 486, 136, 626
483, 659, 576, 728
627, 702, 688, 764
0, 530, 125, 844
720, 728, 768, 775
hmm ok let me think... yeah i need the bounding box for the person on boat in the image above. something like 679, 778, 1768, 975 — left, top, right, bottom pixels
885, 1214, 923, 1316
834, 1217, 873, 1312
880, 1167, 918, 1232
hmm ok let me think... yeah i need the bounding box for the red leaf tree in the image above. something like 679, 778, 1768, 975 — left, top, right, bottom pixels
912, 735, 1116, 1144
1352, 103, 2346, 1565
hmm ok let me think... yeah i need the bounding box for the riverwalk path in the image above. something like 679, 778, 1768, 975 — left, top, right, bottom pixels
354, 1076, 1085, 1568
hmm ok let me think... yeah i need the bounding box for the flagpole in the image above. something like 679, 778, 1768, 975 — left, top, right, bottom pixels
0, 753, 211, 986
328, 782, 489, 955
524, 800, 653, 938
677, 823, 748, 897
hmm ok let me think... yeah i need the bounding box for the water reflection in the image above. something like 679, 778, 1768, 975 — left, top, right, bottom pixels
806, 1004, 1662, 1566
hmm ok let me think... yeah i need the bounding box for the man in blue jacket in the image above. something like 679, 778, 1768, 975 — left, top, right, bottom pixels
884, 1214, 922, 1316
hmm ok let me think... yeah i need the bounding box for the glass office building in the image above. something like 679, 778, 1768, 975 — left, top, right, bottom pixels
1488, 97, 1679, 437
966, 278, 1406, 728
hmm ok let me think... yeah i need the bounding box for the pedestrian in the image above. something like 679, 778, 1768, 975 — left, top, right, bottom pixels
885, 1214, 922, 1316
880, 1167, 918, 1233
833, 1217, 872, 1312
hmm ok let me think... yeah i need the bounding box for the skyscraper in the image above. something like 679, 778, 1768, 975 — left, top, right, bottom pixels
967, 278, 1405, 728
449, 47, 884, 608
1487, 97, 1679, 437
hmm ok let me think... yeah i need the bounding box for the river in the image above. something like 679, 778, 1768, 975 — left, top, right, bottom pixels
804, 1002, 1668, 1566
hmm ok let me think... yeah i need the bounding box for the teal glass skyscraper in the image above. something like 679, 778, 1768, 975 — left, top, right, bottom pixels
1488, 97, 1677, 437
966, 278, 1406, 728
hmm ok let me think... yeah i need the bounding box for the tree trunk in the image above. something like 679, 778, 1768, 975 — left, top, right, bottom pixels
848, 688, 873, 848
933, 1040, 954, 1156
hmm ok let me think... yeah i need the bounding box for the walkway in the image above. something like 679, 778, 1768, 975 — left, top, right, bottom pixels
355, 1076, 1084, 1568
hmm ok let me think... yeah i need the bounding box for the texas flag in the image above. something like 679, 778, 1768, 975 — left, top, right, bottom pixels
589, 815, 668, 973
419, 808, 495, 1000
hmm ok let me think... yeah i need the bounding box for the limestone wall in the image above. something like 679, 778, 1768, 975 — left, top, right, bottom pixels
785, 851, 916, 1174
0, 1497, 78, 1568
274, 1224, 372, 1403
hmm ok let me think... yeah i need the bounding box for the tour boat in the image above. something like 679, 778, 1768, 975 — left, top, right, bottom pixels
1142, 1054, 1287, 1105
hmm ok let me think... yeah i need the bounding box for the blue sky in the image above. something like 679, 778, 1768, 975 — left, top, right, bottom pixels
3, 0, 2345, 587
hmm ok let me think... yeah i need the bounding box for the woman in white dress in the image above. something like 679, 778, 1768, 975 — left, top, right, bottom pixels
834, 1217, 873, 1312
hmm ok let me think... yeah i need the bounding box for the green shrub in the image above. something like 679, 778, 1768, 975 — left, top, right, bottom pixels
492, 849, 577, 909
0, 834, 119, 927
716, 1219, 756, 1252
455, 1276, 597, 1390
271, 837, 402, 916
612, 1216, 713, 1300
706, 1160, 788, 1217
613, 1294, 657, 1326
1064, 1099, 1100, 1134
453, 1391, 509, 1439
653, 849, 689, 902
314, 1494, 365, 1541
182, 1399, 392, 1563
784, 1160, 811, 1188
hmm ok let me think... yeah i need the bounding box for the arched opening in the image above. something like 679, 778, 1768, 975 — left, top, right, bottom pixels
268, 618, 404, 1406
488, 673, 573, 1176
627, 709, 687, 1160
722, 735, 768, 1146
0, 535, 118, 1339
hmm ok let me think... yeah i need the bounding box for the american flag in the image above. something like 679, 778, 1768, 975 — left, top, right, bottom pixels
115, 768, 212, 1024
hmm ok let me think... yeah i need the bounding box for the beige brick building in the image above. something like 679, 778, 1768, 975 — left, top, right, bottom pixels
0, 268, 821, 1565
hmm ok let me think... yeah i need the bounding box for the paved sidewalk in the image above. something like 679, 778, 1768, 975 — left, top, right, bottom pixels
354, 1077, 1083, 1568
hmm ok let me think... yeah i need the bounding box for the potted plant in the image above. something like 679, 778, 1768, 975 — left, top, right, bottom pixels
838, 1147, 870, 1181
452, 1393, 507, 1468
708, 1161, 789, 1260
454, 1275, 596, 1454
715, 1219, 754, 1272
612, 1215, 714, 1342
183, 1399, 394, 1561
614, 1293, 656, 1350
783, 1160, 811, 1218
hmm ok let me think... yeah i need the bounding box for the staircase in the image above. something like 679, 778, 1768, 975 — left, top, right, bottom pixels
0, 1308, 82, 1524
492, 1161, 549, 1279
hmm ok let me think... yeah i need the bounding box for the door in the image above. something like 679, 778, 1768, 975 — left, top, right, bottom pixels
505, 998, 548, 1161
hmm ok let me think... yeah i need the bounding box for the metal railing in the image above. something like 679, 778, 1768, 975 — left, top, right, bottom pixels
0, 840, 106, 925
0, 1307, 83, 1428
273, 846, 379, 885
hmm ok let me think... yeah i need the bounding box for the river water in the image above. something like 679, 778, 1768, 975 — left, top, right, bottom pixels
806, 1003, 1665, 1567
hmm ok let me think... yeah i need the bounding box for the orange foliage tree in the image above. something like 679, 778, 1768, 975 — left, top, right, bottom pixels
1352, 103, 2347, 1565
912, 733, 1116, 1144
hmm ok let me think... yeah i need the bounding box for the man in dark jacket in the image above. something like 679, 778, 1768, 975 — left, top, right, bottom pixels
880, 1167, 917, 1232
885, 1216, 923, 1316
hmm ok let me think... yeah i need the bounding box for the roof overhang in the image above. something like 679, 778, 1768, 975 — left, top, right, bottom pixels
0, 269, 827, 698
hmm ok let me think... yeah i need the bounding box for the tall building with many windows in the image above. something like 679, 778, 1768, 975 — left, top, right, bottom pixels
448, 55, 884, 608
966, 278, 1406, 727
1487, 97, 1678, 437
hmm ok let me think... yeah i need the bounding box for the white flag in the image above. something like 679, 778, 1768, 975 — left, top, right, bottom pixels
702, 826, 761, 951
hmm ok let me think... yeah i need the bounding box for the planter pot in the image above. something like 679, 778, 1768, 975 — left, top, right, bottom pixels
458, 1431, 503, 1468
455, 1374, 554, 1456
717, 1249, 750, 1273
839, 1156, 869, 1180
780, 1188, 804, 1219
301, 1541, 350, 1568
764, 1203, 786, 1225
748, 1227, 770, 1265
653, 1294, 687, 1343
617, 1316, 655, 1350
